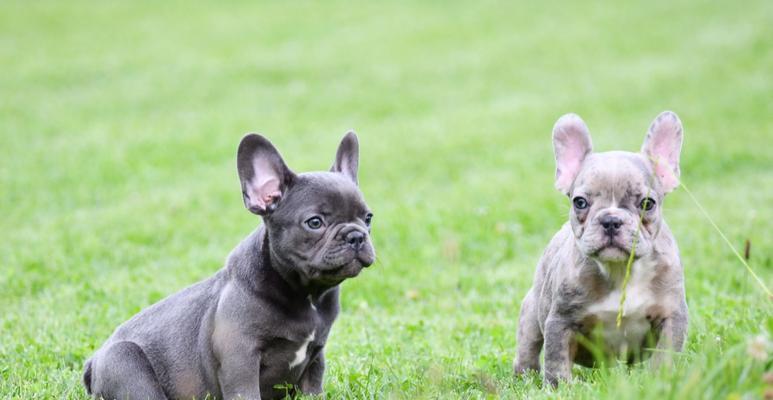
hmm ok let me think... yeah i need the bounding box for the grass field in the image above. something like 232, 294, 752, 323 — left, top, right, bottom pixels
1, 1, 771, 398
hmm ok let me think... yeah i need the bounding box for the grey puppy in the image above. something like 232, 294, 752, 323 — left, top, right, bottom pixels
83, 132, 376, 400
513, 111, 688, 386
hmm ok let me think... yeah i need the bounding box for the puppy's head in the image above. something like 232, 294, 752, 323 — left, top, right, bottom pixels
552, 111, 683, 263
237, 132, 375, 286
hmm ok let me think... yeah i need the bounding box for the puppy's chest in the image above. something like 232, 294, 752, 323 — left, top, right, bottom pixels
580, 263, 663, 352
259, 302, 333, 383
261, 329, 326, 377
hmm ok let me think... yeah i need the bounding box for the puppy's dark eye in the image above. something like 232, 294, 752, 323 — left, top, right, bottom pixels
640, 197, 656, 211
364, 213, 373, 226
573, 197, 589, 210
305, 216, 324, 230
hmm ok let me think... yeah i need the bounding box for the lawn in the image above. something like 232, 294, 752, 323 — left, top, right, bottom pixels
1, 1, 771, 398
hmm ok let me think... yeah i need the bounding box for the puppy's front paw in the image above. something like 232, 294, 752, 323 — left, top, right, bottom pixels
513, 359, 540, 376
543, 369, 571, 388
648, 348, 676, 370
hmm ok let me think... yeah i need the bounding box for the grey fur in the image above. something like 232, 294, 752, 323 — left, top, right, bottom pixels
84, 132, 375, 399
514, 112, 688, 386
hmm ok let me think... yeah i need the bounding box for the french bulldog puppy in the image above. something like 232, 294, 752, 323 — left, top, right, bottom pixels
83, 132, 376, 400
513, 111, 688, 386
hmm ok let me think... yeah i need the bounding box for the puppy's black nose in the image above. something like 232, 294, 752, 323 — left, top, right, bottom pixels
600, 215, 623, 236
345, 231, 366, 250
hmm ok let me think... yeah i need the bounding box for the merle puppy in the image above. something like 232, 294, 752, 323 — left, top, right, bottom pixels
514, 112, 688, 386
84, 132, 376, 399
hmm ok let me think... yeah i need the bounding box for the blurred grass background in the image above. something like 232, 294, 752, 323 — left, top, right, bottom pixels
0, 1, 771, 398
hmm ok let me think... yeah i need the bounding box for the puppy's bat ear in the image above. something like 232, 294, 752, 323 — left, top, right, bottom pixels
237, 134, 296, 215
330, 130, 359, 185
642, 111, 683, 193
553, 113, 593, 195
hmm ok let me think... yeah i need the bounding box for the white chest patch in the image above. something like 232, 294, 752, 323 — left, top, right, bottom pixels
585, 259, 658, 353
288, 330, 315, 369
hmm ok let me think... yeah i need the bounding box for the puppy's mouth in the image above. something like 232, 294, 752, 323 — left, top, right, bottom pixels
315, 259, 364, 278
307, 247, 374, 284
319, 251, 374, 272
593, 241, 633, 262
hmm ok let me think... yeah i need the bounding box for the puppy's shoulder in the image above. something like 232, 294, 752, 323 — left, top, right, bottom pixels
654, 221, 681, 261
539, 223, 574, 266
529, 223, 575, 292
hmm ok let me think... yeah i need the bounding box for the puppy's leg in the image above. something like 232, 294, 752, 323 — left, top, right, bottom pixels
650, 301, 688, 368
216, 347, 262, 399
299, 351, 325, 395
543, 317, 574, 387
91, 341, 168, 400
514, 290, 543, 375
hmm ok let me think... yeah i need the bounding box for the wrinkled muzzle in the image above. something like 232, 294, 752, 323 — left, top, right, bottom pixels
578, 209, 651, 262
309, 226, 375, 281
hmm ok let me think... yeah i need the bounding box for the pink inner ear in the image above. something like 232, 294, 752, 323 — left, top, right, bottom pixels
649, 131, 680, 168
245, 177, 281, 212
644, 112, 683, 192
652, 158, 679, 191
555, 144, 587, 191
553, 114, 592, 193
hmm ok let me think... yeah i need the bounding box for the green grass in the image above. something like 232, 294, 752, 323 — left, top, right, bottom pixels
1, 1, 771, 398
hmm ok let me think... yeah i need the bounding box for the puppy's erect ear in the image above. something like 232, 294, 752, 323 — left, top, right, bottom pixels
330, 131, 359, 185
553, 113, 593, 195
642, 111, 683, 193
237, 134, 296, 215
